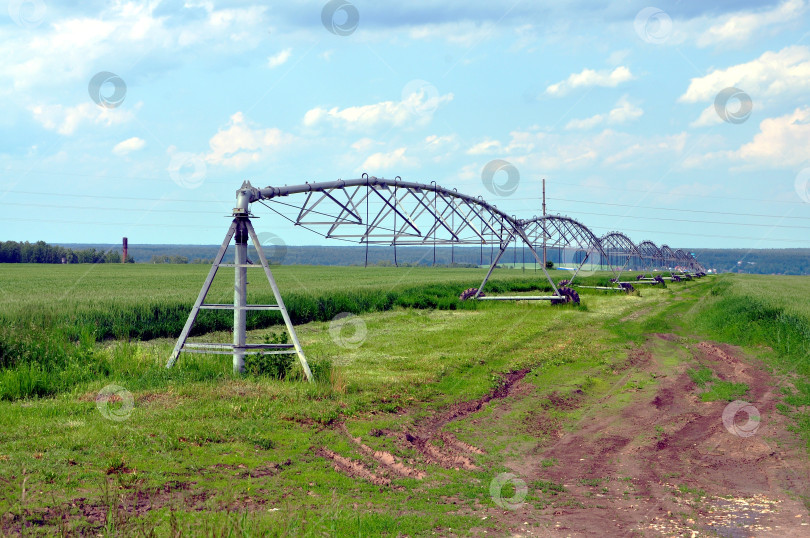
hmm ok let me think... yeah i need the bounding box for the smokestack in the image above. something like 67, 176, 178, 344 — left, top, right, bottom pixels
122, 237, 128, 263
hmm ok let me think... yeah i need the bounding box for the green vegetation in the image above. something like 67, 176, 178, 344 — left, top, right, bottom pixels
691, 248, 810, 275
686, 366, 749, 401
0, 266, 807, 535
687, 366, 713, 387
0, 264, 642, 400
675, 484, 707, 503
690, 275, 810, 374
699, 380, 749, 402
533, 479, 567, 494
0, 240, 130, 264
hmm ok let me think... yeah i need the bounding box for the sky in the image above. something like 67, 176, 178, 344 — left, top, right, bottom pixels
1, 0, 810, 250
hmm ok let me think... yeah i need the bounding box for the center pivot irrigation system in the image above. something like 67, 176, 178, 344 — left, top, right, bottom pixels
167, 176, 706, 379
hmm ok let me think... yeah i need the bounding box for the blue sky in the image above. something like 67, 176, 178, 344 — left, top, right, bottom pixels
1, 0, 809, 249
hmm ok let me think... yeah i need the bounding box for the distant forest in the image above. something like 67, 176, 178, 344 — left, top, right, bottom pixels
0, 241, 132, 264
1, 241, 808, 275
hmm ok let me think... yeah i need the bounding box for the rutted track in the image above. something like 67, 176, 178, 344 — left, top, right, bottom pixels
317, 369, 529, 480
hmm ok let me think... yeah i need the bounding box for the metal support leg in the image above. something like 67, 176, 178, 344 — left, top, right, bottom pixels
233, 218, 248, 374
167, 215, 312, 383
245, 220, 313, 382
474, 234, 512, 299
568, 247, 595, 285
166, 220, 237, 368
513, 226, 559, 296
613, 255, 631, 285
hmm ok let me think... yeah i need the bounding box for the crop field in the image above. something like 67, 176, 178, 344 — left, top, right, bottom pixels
0, 264, 809, 536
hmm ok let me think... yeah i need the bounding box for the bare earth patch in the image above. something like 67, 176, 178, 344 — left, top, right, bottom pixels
319, 369, 530, 481
490, 335, 810, 536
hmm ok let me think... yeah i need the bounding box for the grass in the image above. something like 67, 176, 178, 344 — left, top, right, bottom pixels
687, 366, 714, 387
0, 266, 808, 534
699, 380, 749, 402
0, 264, 681, 535
685, 274, 810, 444
676, 484, 707, 503
686, 366, 749, 401
0, 264, 646, 400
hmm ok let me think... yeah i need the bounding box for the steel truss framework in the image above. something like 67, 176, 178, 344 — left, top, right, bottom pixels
168, 177, 704, 372
249, 175, 704, 288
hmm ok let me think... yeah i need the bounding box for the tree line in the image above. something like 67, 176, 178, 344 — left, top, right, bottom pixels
3, 240, 809, 274
0, 241, 132, 264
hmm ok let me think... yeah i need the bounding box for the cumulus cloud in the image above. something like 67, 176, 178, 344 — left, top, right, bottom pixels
0, 2, 268, 92
28, 102, 136, 135
303, 90, 453, 130
359, 147, 416, 171
546, 66, 634, 97
679, 46, 810, 104
113, 137, 145, 155
205, 112, 293, 168
565, 96, 643, 130
697, 0, 806, 48
684, 107, 810, 168
738, 107, 810, 167
689, 105, 725, 128
267, 48, 292, 68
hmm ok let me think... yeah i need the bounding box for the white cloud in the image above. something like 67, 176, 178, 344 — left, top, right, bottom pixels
466, 139, 502, 155
424, 134, 460, 163
350, 138, 382, 152
697, 0, 806, 48
468, 128, 689, 172
689, 105, 725, 128
359, 147, 416, 172
424, 134, 456, 149
565, 96, 643, 130
205, 112, 293, 168
679, 45, 810, 106
738, 107, 810, 167
565, 115, 604, 131
303, 91, 453, 130
28, 102, 136, 135
267, 48, 292, 69
113, 137, 145, 155
546, 66, 634, 97
631, 1, 808, 49
0, 2, 268, 92
684, 108, 810, 168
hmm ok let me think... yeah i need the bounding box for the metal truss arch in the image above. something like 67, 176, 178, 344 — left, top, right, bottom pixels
599, 231, 643, 275
235, 176, 702, 284
248, 175, 514, 247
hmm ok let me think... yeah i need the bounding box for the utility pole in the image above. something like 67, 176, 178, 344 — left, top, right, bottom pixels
542, 178, 547, 268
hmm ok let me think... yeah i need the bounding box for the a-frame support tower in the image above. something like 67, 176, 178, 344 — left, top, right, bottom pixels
166, 188, 312, 382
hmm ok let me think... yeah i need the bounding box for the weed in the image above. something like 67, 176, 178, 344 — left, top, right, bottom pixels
244, 332, 294, 379
534, 479, 566, 495
700, 381, 749, 402
687, 367, 713, 387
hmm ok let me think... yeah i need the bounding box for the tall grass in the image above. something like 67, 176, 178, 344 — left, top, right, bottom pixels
1, 264, 624, 400
692, 277, 810, 375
